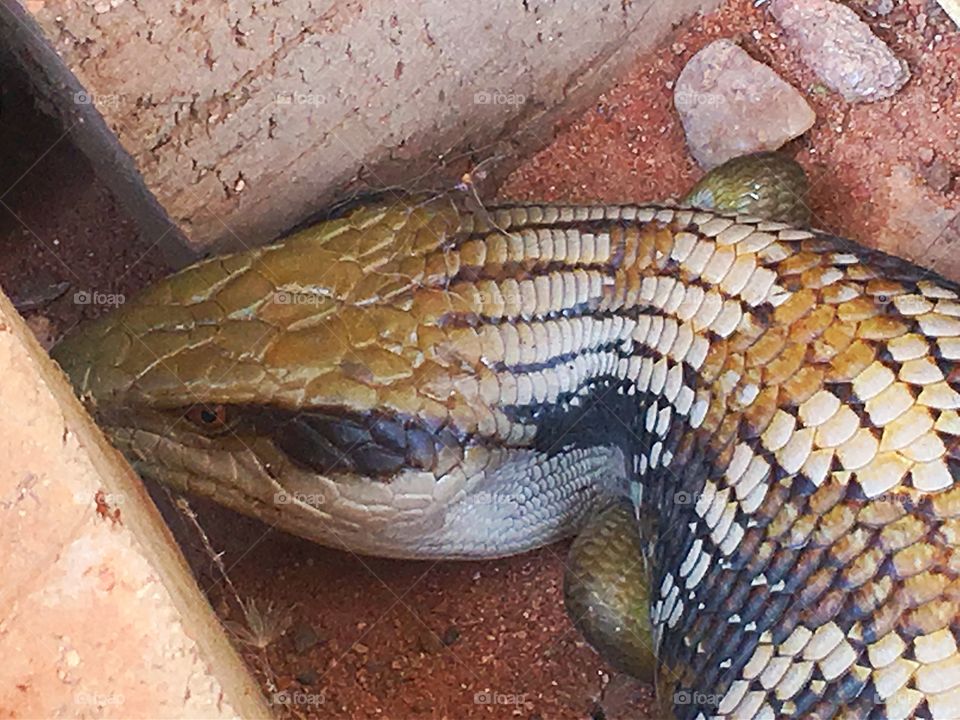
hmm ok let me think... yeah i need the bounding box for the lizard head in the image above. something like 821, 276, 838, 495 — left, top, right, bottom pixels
53, 200, 487, 555
52, 198, 616, 557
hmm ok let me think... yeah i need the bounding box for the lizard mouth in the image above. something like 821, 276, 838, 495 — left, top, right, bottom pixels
101, 410, 614, 560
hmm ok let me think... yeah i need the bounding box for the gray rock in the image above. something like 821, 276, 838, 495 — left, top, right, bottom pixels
920, 158, 956, 193
416, 629, 445, 654
862, 0, 896, 16
771, 0, 910, 102
675, 40, 816, 169
441, 625, 461, 646
290, 621, 321, 654
296, 669, 318, 685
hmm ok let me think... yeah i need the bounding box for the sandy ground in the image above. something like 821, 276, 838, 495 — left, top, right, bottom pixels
0, 0, 957, 718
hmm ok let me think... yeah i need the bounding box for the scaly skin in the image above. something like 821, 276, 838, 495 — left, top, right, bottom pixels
54, 155, 960, 718
563, 497, 656, 681
683, 151, 811, 227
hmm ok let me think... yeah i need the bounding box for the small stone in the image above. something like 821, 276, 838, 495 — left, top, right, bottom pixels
290, 622, 321, 653
919, 147, 936, 164
770, 0, 910, 102
296, 669, 318, 685
675, 39, 816, 169
353, 642, 369, 654
859, 0, 895, 15
920, 159, 955, 193
441, 626, 461, 646
410, 699, 433, 714
417, 630, 444, 654
596, 674, 656, 720
25, 315, 57, 351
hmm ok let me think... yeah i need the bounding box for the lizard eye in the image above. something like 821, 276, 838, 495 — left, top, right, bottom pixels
184, 404, 231, 431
